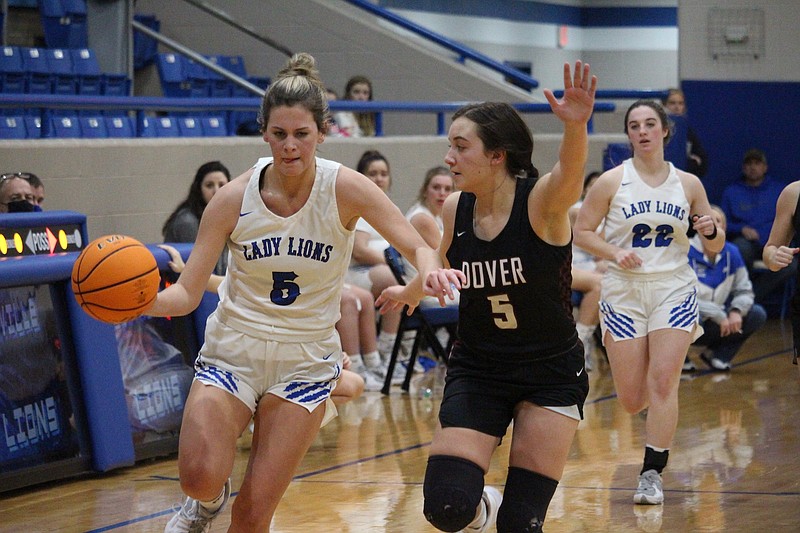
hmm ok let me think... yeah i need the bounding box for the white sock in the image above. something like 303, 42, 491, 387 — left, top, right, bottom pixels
362, 350, 382, 369
349, 353, 366, 373
576, 323, 596, 353
378, 331, 397, 344
199, 483, 227, 513
378, 332, 397, 360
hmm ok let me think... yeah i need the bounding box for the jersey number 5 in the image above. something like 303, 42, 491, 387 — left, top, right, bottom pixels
271, 271, 300, 305
488, 294, 518, 329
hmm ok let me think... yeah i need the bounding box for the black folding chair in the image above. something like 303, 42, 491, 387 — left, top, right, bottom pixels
381, 246, 458, 394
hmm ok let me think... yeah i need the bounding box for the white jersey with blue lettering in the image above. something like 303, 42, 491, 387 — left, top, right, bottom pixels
604, 158, 691, 276
215, 156, 355, 341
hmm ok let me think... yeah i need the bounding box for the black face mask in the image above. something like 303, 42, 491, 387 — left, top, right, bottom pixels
6, 200, 40, 213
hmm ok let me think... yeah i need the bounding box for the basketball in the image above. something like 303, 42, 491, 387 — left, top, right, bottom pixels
71, 235, 160, 324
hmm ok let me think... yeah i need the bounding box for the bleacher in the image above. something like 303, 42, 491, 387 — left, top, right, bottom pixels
154, 52, 268, 135
0, 46, 268, 138
0, 0, 267, 139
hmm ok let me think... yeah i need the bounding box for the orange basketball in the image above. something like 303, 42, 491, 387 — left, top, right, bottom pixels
71, 235, 160, 324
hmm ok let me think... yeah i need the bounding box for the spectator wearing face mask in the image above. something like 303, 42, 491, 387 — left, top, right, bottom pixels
0, 173, 41, 213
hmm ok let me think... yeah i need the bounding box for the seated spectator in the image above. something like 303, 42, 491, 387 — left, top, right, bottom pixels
688, 206, 767, 371
403, 166, 454, 280
344, 150, 406, 378
570, 170, 605, 371
663, 88, 708, 178
324, 87, 345, 137
334, 75, 375, 137
162, 161, 231, 275
337, 284, 384, 392
26, 172, 45, 208
720, 148, 793, 304
0, 172, 39, 213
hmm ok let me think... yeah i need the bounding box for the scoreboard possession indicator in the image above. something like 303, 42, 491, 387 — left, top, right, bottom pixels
0, 224, 84, 257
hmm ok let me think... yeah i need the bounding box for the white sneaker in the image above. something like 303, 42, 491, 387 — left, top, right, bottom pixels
361, 370, 385, 392
349, 358, 385, 391
165, 478, 231, 532
460, 486, 502, 532
633, 470, 664, 505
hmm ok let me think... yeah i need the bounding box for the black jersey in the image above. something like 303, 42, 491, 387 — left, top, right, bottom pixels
446, 178, 577, 361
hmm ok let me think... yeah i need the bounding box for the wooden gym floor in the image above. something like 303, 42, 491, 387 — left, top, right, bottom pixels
1, 318, 799, 532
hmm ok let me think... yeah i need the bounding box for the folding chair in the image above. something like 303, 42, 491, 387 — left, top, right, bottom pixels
381, 246, 458, 394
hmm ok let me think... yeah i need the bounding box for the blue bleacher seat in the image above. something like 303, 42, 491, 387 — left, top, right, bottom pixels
133, 14, 160, 69
156, 53, 190, 97
45, 48, 76, 95
176, 116, 203, 137
248, 75, 270, 92
137, 116, 157, 137
102, 72, 130, 96
603, 143, 632, 171
0, 116, 28, 139
49, 114, 81, 138
206, 57, 231, 98
79, 115, 108, 138
216, 55, 247, 78
69, 48, 102, 95
201, 116, 228, 137
20, 47, 52, 94
213, 55, 247, 97
105, 115, 134, 137
39, 0, 88, 49
184, 58, 210, 98
0, 46, 26, 94
153, 116, 179, 137
24, 115, 42, 138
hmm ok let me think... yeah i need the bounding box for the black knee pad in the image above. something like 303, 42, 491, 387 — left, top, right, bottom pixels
423, 455, 485, 532
496, 467, 558, 532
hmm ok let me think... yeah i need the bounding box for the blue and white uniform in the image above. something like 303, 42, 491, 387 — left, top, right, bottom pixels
600, 159, 701, 341
197, 156, 355, 425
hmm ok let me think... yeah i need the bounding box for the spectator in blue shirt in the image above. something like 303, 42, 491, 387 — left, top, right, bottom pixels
720, 149, 784, 271
688, 206, 767, 371
720, 148, 793, 305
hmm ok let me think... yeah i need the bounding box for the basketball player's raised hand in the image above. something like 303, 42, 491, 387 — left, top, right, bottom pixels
544, 61, 597, 125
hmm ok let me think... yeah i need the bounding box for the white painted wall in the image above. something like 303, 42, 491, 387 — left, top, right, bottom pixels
678, 0, 800, 82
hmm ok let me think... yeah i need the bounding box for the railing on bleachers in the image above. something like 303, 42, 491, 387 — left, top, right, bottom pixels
0, 92, 617, 139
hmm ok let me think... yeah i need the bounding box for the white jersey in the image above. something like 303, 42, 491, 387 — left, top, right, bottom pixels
402, 202, 443, 278
405, 201, 443, 232
603, 158, 692, 276
215, 157, 355, 341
